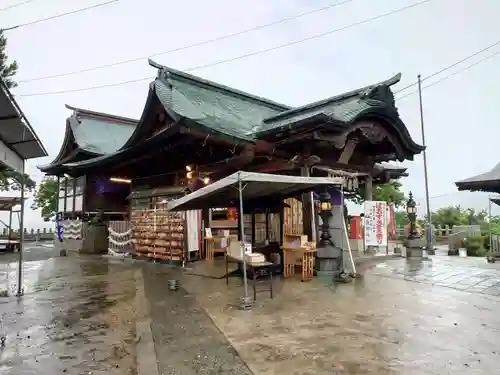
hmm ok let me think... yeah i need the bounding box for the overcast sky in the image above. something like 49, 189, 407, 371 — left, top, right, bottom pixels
2, 0, 500, 227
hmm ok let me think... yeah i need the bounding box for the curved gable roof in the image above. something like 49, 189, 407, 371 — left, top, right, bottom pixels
455, 162, 500, 193
38, 105, 138, 173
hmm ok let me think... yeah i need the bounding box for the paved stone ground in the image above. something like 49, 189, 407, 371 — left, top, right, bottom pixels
371, 255, 500, 296
0, 248, 253, 375
4, 246, 500, 374
0, 251, 139, 375
181, 256, 500, 375
142, 264, 252, 375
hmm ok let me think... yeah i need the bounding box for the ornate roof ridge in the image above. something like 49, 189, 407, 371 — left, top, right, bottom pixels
263, 73, 402, 123
65, 104, 138, 126
148, 59, 291, 111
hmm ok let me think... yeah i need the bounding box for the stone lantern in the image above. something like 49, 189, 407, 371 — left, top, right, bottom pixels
404, 192, 424, 258
315, 190, 347, 281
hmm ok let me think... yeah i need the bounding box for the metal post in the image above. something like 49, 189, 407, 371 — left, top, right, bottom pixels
7, 208, 12, 248
417, 74, 433, 251
16, 161, 26, 297
238, 173, 249, 299
489, 197, 493, 251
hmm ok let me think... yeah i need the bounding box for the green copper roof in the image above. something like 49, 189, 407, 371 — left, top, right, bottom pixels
55, 65, 424, 174
69, 114, 136, 155
149, 62, 421, 156
38, 106, 138, 173
257, 74, 402, 136
151, 60, 290, 141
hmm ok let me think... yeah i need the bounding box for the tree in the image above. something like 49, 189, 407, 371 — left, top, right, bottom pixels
430, 206, 467, 228
394, 210, 409, 227
346, 180, 406, 207
0, 30, 18, 88
31, 177, 57, 221
0, 169, 35, 191
0, 30, 36, 191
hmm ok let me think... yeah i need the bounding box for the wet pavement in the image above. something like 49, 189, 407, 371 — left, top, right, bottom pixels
181, 256, 500, 375
143, 265, 252, 375
0, 248, 138, 375
372, 255, 500, 296
0, 247, 252, 375
3, 246, 500, 374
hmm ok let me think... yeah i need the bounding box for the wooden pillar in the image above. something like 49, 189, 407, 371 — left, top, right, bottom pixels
279, 206, 284, 245
201, 208, 211, 256
301, 166, 316, 242
251, 212, 256, 246
265, 210, 270, 242
365, 175, 373, 201
201, 208, 211, 230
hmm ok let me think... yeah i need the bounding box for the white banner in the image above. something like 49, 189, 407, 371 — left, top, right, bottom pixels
186, 210, 200, 252
364, 201, 388, 247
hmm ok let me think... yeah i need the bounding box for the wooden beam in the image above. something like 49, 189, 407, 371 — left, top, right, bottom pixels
248, 158, 292, 173
337, 139, 358, 164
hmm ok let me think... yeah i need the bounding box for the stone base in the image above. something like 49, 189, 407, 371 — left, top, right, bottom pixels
315, 245, 342, 274
406, 247, 423, 259
315, 258, 342, 274
403, 237, 422, 248
403, 238, 424, 259
349, 239, 363, 252
81, 225, 108, 254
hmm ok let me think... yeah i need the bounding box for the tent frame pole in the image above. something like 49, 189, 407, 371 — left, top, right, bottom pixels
238, 173, 249, 298
16, 160, 26, 297
489, 197, 493, 251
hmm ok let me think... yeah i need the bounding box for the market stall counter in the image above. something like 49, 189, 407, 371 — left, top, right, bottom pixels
225, 240, 275, 301
167, 171, 343, 308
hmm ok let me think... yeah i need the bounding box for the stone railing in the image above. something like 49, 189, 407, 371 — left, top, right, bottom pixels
394, 224, 482, 249
491, 235, 500, 255
448, 225, 482, 250
0, 227, 55, 241
395, 224, 455, 239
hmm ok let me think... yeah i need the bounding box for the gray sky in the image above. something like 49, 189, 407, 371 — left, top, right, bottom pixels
2, 0, 499, 227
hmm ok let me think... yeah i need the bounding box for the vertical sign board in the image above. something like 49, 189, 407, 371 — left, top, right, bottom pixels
364, 201, 388, 248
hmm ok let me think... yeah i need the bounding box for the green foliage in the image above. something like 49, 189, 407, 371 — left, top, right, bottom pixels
346, 180, 406, 207
0, 169, 36, 191
482, 215, 500, 236
0, 30, 18, 88
463, 235, 487, 257
31, 176, 58, 221
430, 206, 488, 228
394, 210, 409, 227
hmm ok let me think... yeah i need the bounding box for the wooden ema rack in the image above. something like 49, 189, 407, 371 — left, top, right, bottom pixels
283, 234, 316, 281
131, 209, 186, 262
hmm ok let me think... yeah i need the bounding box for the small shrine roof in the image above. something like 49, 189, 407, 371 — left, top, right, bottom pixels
38, 105, 138, 173
455, 162, 500, 193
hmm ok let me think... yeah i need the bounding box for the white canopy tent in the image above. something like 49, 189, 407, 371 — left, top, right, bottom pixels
167, 171, 344, 212
167, 171, 344, 305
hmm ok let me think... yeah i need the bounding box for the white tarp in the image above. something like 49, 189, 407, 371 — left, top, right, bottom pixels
363, 200, 388, 247
167, 171, 344, 212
